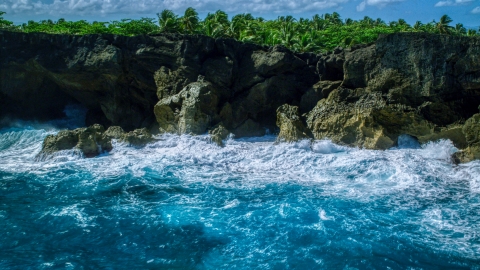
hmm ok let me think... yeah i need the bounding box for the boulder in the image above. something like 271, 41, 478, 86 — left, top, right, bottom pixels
209, 124, 230, 146
104, 126, 126, 139
154, 81, 225, 135
276, 104, 312, 142
453, 113, 480, 163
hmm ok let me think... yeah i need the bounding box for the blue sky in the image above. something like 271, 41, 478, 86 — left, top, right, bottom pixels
1, 0, 479, 27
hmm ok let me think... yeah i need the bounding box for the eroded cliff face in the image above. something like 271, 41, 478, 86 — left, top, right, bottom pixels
306, 34, 480, 152
0, 31, 316, 132
1, 31, 480, 160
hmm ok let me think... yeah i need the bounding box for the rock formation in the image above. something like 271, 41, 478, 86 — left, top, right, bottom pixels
276, 104, 312, 142
39, 124, 112, 157
38, 124, 155, 157
1, 30, 479, 161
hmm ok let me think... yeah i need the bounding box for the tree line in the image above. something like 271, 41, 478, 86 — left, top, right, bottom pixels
1, 9, 478, 52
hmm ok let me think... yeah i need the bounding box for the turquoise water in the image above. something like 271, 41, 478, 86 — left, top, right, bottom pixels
1, 120, 480, 269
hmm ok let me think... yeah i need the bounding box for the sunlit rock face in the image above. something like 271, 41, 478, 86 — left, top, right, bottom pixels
307, 33, 480, 155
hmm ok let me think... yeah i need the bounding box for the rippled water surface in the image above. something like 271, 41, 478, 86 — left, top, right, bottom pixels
1, 121, 480, 269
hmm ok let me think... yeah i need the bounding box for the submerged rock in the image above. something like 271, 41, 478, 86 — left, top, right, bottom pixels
276, 104, 312, 142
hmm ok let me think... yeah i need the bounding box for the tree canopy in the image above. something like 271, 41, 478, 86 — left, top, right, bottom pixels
1, 9, 478, 53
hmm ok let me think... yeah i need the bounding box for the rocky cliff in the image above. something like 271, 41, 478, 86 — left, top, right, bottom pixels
1, 31, 479, 161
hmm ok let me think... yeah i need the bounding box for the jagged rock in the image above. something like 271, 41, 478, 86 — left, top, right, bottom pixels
154, 81, 224, 135
122, 128, 155, 146
300, 80, 342, 113
276, 104, 312, 142
3, 31, 480, 161
317, 48, 345, 81
306, 91, 433, 149
453, 113, 480, 163
154, 66, 197, 99
104, 126, 125, 139
40, 124, 112, 157
38, 124, 156, 158
209, 125, 230, 146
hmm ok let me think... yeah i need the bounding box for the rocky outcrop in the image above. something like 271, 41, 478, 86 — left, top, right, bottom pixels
40, 124, 112, 157
276, 104, 312, 142
2, 31, 480, 161
0, 31, 315, 133
39, 124, 155, 157
453, 113, 480, 163
209, 124, 230, 146
306, 34, 480, 155
154, 81, 226, 135
122, 128, 155, 146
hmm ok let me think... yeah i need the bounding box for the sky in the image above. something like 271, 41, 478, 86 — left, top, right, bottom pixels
1, 0, 479, 28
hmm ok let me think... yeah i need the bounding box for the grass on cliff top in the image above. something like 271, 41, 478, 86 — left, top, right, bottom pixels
1, 9, 479, 53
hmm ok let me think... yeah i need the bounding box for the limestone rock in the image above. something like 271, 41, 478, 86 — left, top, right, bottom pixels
454, 113, 480, 163
306, 91, 434, 149
104, 126, 125, 139
154, 81, 224, 135
276, 104, 312, 142
209, 125, 230, 146
122, 128, 155, 146
40, 124, 112, 157
300, 80, 342, 113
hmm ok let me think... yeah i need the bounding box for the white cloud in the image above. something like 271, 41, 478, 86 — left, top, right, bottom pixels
434, 0, 474, 7
356, 0, 405, 12
472, 6, 480, 13
356, 1, 366, 11
0, 0, 350, 17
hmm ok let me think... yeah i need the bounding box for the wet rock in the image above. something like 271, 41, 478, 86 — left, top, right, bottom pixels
40, 124, 112, 157
209, 124, 230, 146
306, 92, 433, 149
453, 113, 480, 163
276, 104, 312, 142
104, 126, 125, 139
122, 128, 155, 146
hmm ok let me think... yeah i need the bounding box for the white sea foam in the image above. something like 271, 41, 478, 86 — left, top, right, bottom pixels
1, 130, 477, 196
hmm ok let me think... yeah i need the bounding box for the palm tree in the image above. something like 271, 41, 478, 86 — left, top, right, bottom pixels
292, 33, 321, 52
0, 11, 16, 30
397, 19, 410, 31
157, 9, 179, 33
436, 14, 454, 34
454, 23, 466, 35
467, 29, 477, 37
202, 10, 230, 38
413, 21, 423, 32
180, 7, 199, 34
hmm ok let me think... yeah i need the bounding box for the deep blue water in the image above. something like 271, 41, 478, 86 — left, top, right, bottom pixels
1, 120, 480, 269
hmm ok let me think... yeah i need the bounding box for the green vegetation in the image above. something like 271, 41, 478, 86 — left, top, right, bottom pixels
1, 9, 478, 52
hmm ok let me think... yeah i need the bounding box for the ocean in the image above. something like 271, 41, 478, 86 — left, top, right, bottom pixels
0, 109, 479, 269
